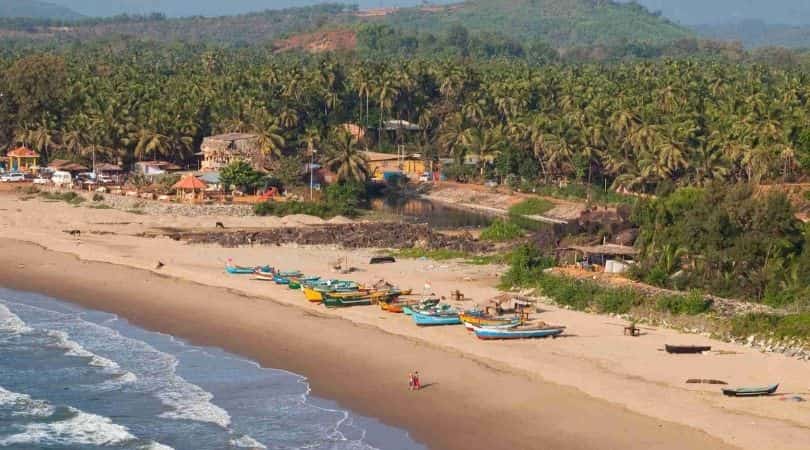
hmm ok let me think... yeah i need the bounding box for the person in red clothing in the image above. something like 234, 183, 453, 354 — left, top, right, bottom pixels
413, 371, 421, 390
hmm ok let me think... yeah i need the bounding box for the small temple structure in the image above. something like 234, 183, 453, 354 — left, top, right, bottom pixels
172, 174, 208, 201
6, 147, 39, 172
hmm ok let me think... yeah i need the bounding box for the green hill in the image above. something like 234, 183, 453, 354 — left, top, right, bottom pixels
0, 0, 83, 19
380, 0, 693, 47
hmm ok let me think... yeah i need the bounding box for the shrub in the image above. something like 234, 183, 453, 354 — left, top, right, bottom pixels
253, 200, 331, 218
656, 291, 712, 315
480, 219, 524, 241
220, 160, 265, 193
92, 193, 105, 202
41, 191, 84, 205
508, 198, 554, 216
324, 181, 366, 216
727, 313, 810, 340
500, 244, 555, 287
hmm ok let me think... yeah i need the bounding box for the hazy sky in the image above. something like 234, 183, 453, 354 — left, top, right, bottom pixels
44, 1, 457, 18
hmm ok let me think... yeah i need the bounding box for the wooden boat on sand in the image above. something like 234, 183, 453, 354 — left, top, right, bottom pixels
473, 323, 565, 340
323, 290, 401, 308
459, 311, 521, 327
665, 345, 711, 354
226, 264, 270, 275
463, 319, 521, 331
411, 310, 461, 326
722, 384, 778, 397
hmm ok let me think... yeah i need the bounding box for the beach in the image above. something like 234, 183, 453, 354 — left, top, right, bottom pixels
2, 191, 809, 449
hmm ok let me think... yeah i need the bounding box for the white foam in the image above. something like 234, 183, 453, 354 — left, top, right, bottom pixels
0, 386, 55, 418
0, 408, 136, 446
0, 303, 33, 335
157, 375, 232, 429
48, 329, 123, 371
230, 434, 267, 449
141, 442, 176, 450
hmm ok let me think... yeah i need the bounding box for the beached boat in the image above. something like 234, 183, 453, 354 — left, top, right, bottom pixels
252, 274, 275, 282
303, 287, 326, 303
402, 299, 445, 316
459, 311, 521, 327
277, 270, 303, 278
226, 265, 262, 275
473, 324, 565, 340
722, 384, 778, 397
665, 345, 711, 354
411, 310, 461, 326
288, 281, 301, 290
324, 289, 401, 308
463, 319, 521, 332
254, 267, 274, 276
273, 275, 290, 285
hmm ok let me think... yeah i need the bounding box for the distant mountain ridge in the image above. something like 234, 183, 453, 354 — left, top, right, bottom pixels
0, 0, 83, 19
623, 0, 810, 26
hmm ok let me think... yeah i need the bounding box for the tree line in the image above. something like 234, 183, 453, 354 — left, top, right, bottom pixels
2, 42, 809, 193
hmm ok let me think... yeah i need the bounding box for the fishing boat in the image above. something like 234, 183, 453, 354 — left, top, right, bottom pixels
273, 275, 290, 285
412, 311, 462, 326
722, 384, 778, 397
254, 267, 274, 276
402, 299, 445, 315
324, 289, 401, 308
277, 270, 303, 278
665, 345, 712, 354
303, 287, 326, 303
463, 319, 521, 332
226, 265, 260, 275
459, 311, 521, 327
252, 274, 275, 282
288, 281, 301, 290
473, 323, 565, 340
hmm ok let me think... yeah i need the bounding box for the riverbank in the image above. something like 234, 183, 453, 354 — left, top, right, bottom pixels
1, 192, 809, 449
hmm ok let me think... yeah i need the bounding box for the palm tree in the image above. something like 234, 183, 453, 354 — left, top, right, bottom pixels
132, 129, 169, 161
324, 129, 369, 183
253, 124, 285, 162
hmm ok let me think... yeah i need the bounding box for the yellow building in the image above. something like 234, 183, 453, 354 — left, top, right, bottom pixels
7, 147, 39, 172
364, 151, 427, 180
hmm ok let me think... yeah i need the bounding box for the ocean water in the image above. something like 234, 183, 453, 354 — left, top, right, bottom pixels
0, 288, 426, 450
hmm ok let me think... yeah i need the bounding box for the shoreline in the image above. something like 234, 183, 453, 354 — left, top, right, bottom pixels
0, 239, 734, 450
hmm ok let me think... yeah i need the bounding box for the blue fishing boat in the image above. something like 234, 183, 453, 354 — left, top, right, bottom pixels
473, 324, 565, 340
226, 265, 271, 275
463, 319, 521, 332
273, 275, 290, 285
411, 311, 461, 326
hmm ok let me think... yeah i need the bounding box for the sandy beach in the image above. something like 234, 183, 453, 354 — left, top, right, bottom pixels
2, 190, 809, 449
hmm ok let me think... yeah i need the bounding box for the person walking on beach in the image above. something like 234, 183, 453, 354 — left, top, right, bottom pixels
413, 371, 421, 390
408, 372, 414, 391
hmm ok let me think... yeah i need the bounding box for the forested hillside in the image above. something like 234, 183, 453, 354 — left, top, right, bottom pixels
0, 1, 692, 49
380, 0, 691, 47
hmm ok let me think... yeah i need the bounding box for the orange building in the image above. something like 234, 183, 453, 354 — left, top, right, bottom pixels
6, 147, 39, 172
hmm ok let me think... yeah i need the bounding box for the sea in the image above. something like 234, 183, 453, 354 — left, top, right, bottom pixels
0, 287, 426, 450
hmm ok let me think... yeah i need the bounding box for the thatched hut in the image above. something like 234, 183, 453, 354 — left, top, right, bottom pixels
172, 175, 207, 201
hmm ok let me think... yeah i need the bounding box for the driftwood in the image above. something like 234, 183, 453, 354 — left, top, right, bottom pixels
686, 379, 728, 385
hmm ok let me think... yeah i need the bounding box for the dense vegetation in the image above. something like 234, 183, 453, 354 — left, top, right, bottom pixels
381, 0, 690, 48
3, 41, 810, 194
632, 184, 810, 305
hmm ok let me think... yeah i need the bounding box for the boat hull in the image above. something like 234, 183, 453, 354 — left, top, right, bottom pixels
665, 345, 711, 354
411, 312, 461, 326
722, 384, 779, 397
474, 327, 565, 340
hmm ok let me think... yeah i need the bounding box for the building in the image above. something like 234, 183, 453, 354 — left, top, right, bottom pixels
134, 161, 183, 176
200, 133, 266, 172
6, 147, 39, 172
364, 151, 427, 180
556, 244, 638, 273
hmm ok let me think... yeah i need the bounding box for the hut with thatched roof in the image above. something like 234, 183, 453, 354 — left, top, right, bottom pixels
172, 175, 207, 201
